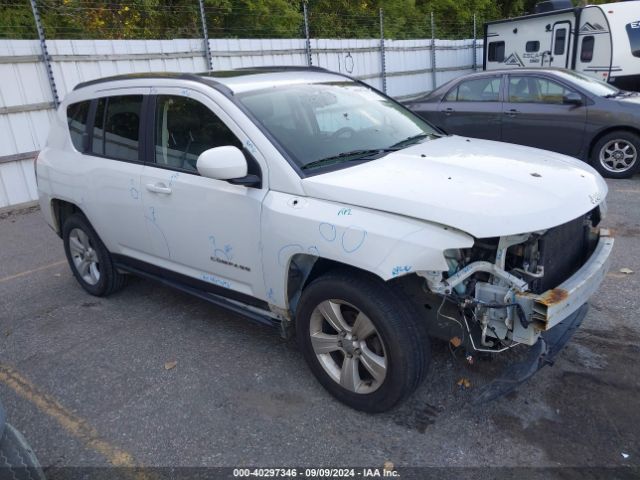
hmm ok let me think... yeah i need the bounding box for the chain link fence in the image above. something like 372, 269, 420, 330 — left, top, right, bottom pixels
1, 1, 490, 41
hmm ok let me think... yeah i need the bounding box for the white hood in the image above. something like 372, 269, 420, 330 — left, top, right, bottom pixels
302, 136, 608, 238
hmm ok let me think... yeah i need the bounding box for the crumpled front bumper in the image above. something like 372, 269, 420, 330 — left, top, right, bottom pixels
512, 229, 613, 340
473, 229, 613, 403
474, 302, 588, 403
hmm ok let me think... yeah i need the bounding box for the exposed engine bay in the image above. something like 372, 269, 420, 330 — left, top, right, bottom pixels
416, 207, 608, 352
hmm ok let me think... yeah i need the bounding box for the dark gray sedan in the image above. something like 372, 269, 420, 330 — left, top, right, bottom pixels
405, 68, 640, 178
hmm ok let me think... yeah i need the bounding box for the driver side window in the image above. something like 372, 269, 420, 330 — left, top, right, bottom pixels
154, 95, 241, 173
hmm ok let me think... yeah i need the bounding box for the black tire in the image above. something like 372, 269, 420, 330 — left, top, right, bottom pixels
590, 131, 640, 179
62, 213, 127, 297
0, 423, 46, 480
296, 269, 429, 412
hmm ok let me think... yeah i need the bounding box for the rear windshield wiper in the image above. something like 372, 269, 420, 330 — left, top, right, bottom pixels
301, 148, 396, 171
390, 132, 440, 149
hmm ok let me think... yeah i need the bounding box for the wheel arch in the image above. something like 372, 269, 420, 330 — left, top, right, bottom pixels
50, 198, 87, 237
588, 126, 640, 161
285, 255, 381, 319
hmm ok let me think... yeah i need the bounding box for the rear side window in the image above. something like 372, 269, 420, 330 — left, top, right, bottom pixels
444, 77, 501, 102
154, 95, 241, 173
66, 101, 90, 152
488, 41, 505, 62
91, 95, 143, 162
554, 28, 567, 55
580, 36, 595, 62
526, 41, 540, 53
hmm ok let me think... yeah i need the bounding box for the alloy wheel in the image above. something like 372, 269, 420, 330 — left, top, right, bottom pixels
308, 299, 387, 394
68, 228, 101, 286
599, 139, 638, 174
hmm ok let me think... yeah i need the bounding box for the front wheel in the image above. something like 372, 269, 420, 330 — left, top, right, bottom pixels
296, 270, 428, 412
590, 131, 640, 179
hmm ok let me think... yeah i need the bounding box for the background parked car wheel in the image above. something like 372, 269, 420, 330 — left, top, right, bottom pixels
591, 131, 640, 179
62, 213, 127, 296
0, 423, 46, 480
296, 269, 428, 412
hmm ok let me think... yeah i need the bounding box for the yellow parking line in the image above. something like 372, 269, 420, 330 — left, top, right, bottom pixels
0, 260, 66, 284
0, 364, 149, 478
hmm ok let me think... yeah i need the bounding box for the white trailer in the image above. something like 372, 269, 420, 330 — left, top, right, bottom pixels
484, 0, 640, 91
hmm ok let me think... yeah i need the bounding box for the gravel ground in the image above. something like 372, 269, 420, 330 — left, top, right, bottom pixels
0, 179, 638, 478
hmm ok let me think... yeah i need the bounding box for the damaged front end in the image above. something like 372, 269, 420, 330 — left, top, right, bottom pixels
417, 207, 613, 399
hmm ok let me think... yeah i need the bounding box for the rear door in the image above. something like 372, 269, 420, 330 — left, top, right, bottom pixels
436, 75, 503, 140
77, 92, 150, 258
502, 74, 587, 157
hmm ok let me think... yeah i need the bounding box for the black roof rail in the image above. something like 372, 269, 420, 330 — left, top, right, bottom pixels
73, 71, 241, 97
73, 72, 207, 91
233, 65, 331, 73
72, 66, 337, 94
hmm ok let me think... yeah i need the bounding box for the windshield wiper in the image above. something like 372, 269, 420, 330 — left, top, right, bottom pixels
390, 132, 440, 149
604, 90, 635, 98
301, 148, 396, 171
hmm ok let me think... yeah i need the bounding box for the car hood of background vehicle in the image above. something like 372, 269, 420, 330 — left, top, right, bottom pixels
301, 136, 608, 238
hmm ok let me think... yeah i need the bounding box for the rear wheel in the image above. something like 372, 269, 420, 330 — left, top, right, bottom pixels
591, 131, 640, 179
62, 213, 127, 296
296, 270, 428, 412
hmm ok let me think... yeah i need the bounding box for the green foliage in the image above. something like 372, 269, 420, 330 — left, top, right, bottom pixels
0, 0, 585, 40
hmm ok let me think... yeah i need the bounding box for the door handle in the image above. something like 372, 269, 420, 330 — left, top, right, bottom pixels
442, 107, 455, 115
504, 109, 519, 117
146, 183, 172, 194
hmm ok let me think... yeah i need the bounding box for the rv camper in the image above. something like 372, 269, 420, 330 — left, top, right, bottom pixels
483, 0, 640, 91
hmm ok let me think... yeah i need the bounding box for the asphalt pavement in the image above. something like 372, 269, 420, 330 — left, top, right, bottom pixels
0, 180, 639, 477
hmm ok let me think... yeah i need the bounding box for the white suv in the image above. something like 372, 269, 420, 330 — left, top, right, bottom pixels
36, 67, 613, 411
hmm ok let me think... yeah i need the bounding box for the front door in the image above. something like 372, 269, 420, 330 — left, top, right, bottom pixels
139, 89, 267, 299
502, 74, 587, 157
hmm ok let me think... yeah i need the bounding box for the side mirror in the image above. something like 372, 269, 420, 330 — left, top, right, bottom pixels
196, 146, 247, 180
563, 92, 583, 106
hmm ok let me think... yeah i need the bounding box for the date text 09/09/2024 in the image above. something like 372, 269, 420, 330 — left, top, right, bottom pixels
233, 467, 400, 478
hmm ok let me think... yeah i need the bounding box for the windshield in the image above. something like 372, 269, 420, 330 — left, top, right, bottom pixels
555, 70, 620, 96
237, 81, 439, 171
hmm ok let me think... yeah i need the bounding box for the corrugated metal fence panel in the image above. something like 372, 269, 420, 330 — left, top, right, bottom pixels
475, 39, 485, 69
435, 39, 476, 87
385, 39, 433, 98
210, 38, 308, 69
0, 40, 55, 159
312, 39, 383, 91
47, 39, 208, 99
0, 157, 38, 207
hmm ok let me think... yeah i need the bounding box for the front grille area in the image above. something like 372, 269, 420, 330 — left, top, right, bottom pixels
530, 214, 592, 294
